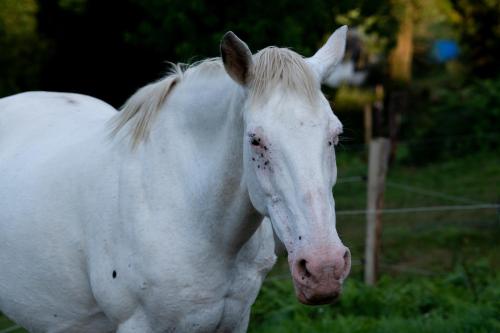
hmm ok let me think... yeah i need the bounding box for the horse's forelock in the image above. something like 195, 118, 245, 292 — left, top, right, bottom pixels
249, 47, 320, 105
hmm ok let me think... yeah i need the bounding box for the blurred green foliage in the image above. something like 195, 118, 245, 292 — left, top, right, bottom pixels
0, 0, 499, 158
126, 0, 334, 58
450, 0, 500, 77
0, 0, 47, 95
333, 86, 375, 112
404, 76, 500, 163
0, 0, 394, 105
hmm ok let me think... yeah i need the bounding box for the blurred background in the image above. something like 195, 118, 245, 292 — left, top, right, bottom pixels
0, 0, 499, 332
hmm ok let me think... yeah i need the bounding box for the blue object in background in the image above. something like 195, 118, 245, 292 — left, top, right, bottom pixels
433, 40, 459, 62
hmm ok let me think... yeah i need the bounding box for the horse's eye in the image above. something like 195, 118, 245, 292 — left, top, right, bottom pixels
251, 139, 260, 146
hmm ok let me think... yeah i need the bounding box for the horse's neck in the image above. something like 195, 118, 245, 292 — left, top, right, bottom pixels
134, 69, 261, 253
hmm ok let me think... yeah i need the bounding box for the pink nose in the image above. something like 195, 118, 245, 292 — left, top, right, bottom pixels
291, 246, 351, 305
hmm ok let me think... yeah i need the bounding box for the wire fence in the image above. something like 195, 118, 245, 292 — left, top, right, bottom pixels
337, 203, 499, 216
335, 175, 499, 215
337, 131, 500, 152
263, 173, 499, 284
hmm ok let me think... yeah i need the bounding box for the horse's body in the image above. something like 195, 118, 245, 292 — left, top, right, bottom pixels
0, 28, 350, 332
0, 86, 274, 332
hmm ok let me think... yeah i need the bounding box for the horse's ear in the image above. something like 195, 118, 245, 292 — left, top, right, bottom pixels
220, 31, 253, 86
306, 26, 348, 83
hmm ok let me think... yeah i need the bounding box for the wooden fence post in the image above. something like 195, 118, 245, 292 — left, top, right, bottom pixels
364, 138, 391, 285
363, 104, 372, 145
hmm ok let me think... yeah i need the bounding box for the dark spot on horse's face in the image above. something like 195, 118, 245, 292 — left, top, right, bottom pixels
264, 161, 269, 165
261, 153, 264, 157
257, 165, 260, 168
112, 270, 117, 279
53, 314, 58, 318
251, 139, 259, 146
299, 236, 302, 240
252, 157, 255, 161
264, 146, 268, 150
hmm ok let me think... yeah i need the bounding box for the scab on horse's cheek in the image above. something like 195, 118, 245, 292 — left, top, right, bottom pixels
248, 132, 272, 171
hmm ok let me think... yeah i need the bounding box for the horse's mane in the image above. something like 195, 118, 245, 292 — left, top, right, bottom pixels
110, 47, 318, 148
109, 64, 183, 148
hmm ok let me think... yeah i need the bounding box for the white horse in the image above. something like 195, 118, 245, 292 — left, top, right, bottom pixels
0, 26, 350, 333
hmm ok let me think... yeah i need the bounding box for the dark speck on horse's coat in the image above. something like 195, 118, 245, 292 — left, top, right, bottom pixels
58, 95, 78, 105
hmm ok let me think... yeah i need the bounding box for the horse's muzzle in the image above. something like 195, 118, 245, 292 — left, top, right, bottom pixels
290, 246, 351, 305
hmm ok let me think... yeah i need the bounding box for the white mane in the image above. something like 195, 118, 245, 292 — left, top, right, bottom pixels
109, 64, 183, 148
110, 47, 318, 147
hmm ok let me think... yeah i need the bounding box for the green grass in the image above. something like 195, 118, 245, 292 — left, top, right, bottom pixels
250, 272, 500, 333
1, 151, 499, 332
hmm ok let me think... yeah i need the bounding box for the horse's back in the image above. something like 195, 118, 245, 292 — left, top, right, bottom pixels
0, 91, 116, 159
0, 91, 116, 332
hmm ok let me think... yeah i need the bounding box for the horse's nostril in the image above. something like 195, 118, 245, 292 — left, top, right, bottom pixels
343, 249, 350, 261
340, 248, 352, 279
298, 259, 311, 278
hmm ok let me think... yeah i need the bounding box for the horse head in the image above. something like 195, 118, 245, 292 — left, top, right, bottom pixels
220, 26, 351, 305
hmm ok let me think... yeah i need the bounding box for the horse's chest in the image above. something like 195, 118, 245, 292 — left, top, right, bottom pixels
165, 242, 275, 332
90, 222, 276, 332
174, 270, 265, 332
